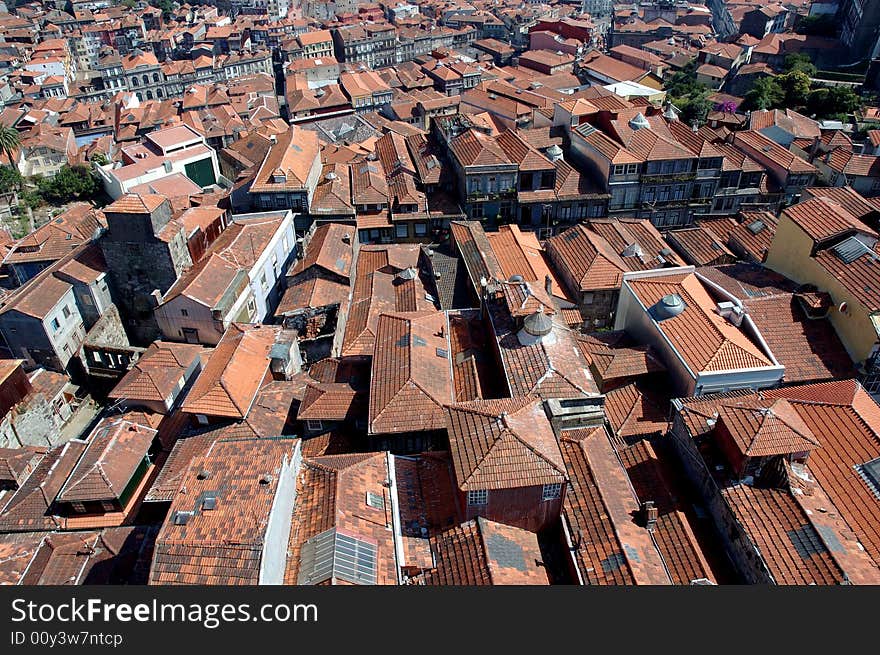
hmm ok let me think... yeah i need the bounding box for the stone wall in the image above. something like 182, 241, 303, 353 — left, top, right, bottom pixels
100, 227, 192, 345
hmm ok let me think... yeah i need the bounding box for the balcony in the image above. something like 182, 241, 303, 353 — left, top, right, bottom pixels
467, 188, 517, 202
640, 172, 697, 184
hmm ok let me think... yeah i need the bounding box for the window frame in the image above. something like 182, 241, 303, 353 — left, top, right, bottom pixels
467, 489, 488, 506
542, 483, 562, 501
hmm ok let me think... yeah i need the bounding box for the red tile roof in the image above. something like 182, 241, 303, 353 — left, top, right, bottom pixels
445, 397, 567, 491
419, 517, 549, 585
626, 271, 774, 373
782, 197, 874, 244
666, 225, 736, 267
289, 223, 355, 280
285, 452, 398, 585
721, 484, 846, 584
298, 357, 369, 421
181, 323, 277, 419
603, 382, 669, 443
576, 331, 666, 388
150, 436, 299, 585
57, 414, 157, 503
618, 440, 716, 584
109, 341, 203, 404
560, 426, 672, 585
369, 311, 452, 434
0, 440, 87, 532
341, 244, 431, 356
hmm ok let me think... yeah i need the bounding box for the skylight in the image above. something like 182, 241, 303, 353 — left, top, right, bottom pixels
297, 528, 378, 585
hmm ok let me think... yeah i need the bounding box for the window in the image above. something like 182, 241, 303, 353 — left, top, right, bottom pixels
195, 414, 209, 425
471, 203, 484, 219
247, 298, 257, 318
180, 308, 189, 317
625, 163, 638, 175
542, 483, 562, 501
467, 489, 488, 506
100, 500, 116, 512
612, 164, 625, 176
582, 292, 595, 305
395, 223, 408, 238
51, 317, 60, 331
260, 273, 269, 292
306, 419, 323, 431
70, 502, 86, 514
414, 223, 427, 236
365, 492, 385, 510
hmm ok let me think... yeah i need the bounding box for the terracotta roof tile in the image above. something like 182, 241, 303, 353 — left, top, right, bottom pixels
445, 397, 567, 491
109, 341, 203, 405
285, 452, 398, 585
618, 440, 715, 584
150, 436, 300, 585
0, 440, 87, 532
181, 324, 277, 419
369, 312, 452, 434
782, 197, 874, 244
721, 484, 846, 584
298, 357, 369, 422
626, 272, 774, 373
57, 415, 157, 503
560, 427, 671, 585
419, 517, 549, 585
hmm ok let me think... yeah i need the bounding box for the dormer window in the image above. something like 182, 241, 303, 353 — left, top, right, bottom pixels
272, 169, 287, 184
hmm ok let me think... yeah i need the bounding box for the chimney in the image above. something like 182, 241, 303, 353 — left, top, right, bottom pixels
544, 274, 553, 298
642, 501, 658, 531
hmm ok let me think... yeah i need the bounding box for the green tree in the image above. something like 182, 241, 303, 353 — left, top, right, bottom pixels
664, 60, 713, 126
742, 76, 784, 110
806, 85, 862, 120
36, 165, 100, 203
18, 189, 43, 211
0, 123, 21, 170
679, 92, 713, 126
150, 0, 175, 18
89, 152, 109, 166
0, 165, 21, 194
779, 70, 813, 108
825, 86, 862, 119
783, 54, 817, 77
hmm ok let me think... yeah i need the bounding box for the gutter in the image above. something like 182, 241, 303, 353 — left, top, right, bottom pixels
386, 451, 405, 585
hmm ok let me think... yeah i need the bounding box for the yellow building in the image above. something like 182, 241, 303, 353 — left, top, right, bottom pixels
765, 196, 880, 388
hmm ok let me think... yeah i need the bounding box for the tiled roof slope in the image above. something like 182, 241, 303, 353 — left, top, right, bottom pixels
57, 416, 157, 503
181, 323, 277, 419
150, 437, 300, 585
369, 312, 452, 434
559, 427, 672, 585
627, 272, 773, 373
420, 517, 550, 585
617, 440, 716, 584
285, 452, 398, 585
109, 341, 203, 404
445, 397, 566, 491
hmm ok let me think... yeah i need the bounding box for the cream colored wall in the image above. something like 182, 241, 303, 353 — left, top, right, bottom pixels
766, 216, 876, 363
